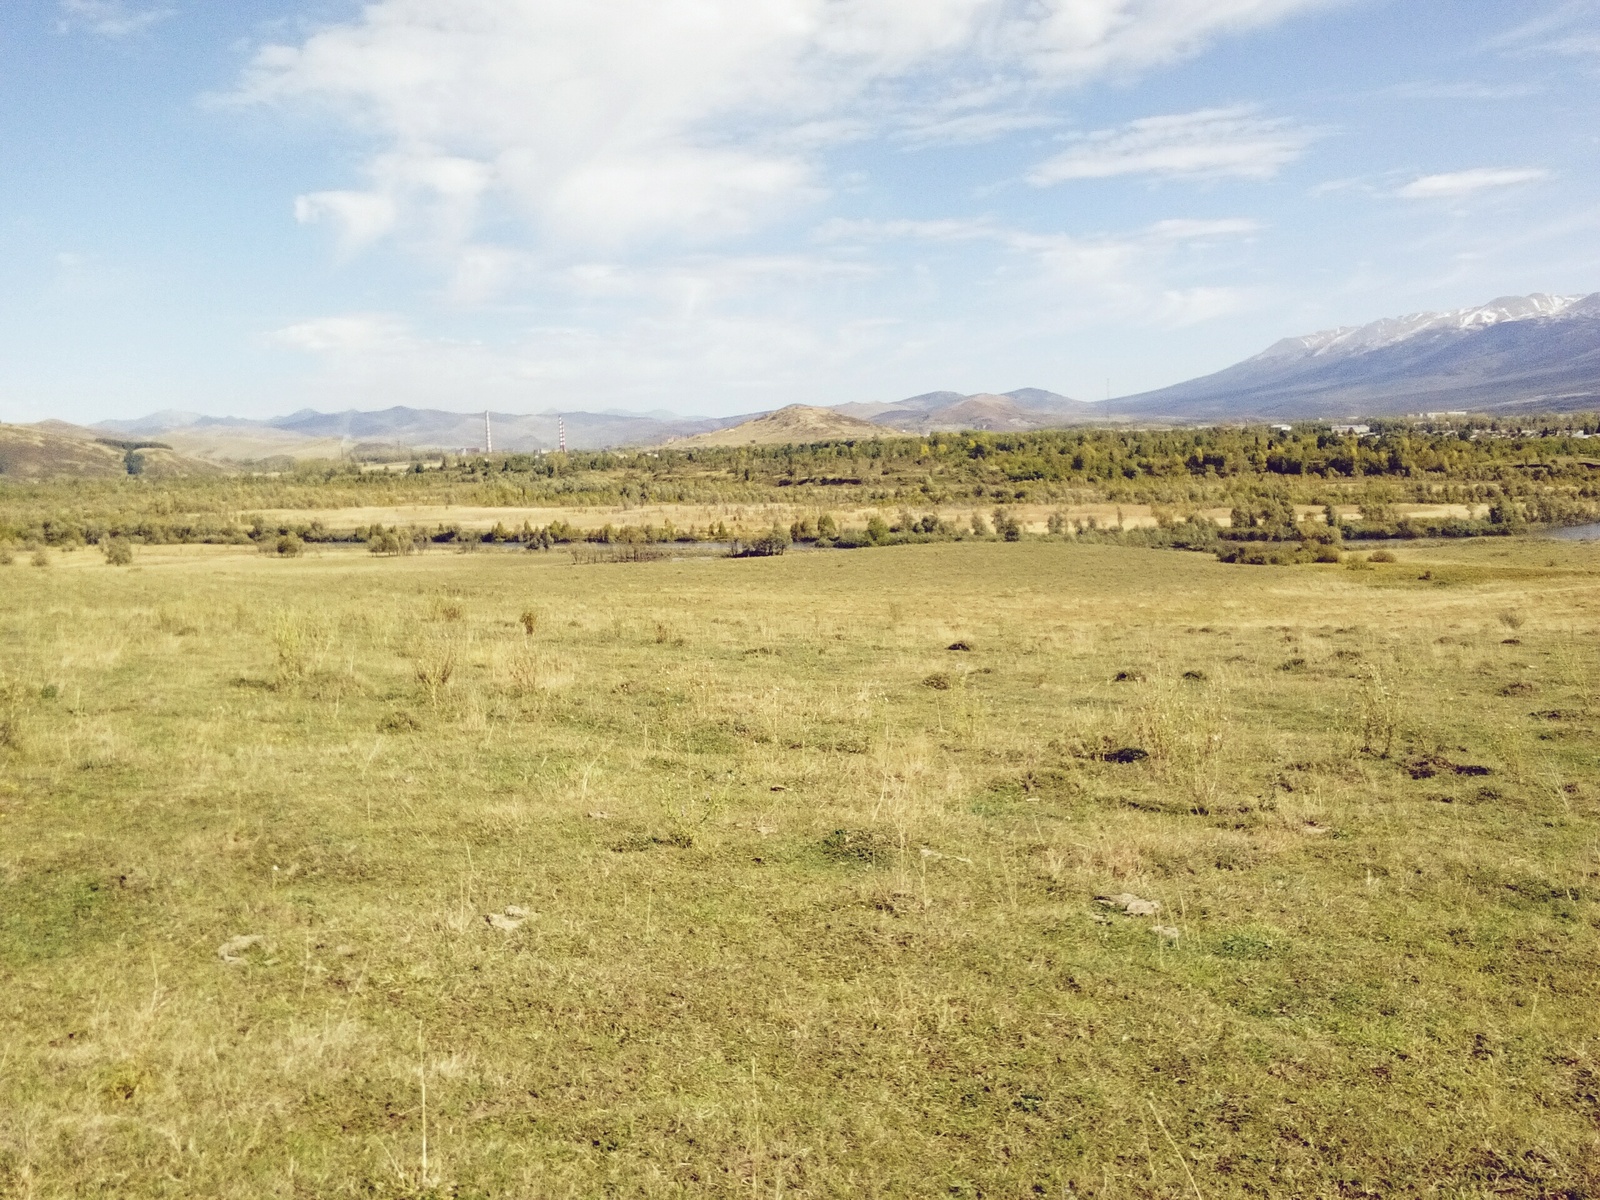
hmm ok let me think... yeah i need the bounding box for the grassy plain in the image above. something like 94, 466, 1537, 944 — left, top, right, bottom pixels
1, 536, 1598, 1197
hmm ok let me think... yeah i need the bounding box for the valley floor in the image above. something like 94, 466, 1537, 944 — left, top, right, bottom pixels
1, 538, 1597, 1197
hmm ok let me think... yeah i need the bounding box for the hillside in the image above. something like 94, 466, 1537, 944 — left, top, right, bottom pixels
674, 404, 887, 446
0, 422, 215, 479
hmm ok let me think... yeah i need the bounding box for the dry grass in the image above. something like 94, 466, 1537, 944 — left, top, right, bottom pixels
0, 537, 1597, 1196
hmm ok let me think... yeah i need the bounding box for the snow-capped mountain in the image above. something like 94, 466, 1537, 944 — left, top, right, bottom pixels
1257, 294, 1600, 360
1113, 292, 1600, 420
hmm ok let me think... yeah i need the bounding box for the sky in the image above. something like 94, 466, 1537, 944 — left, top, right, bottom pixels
1, 0, 1598, 423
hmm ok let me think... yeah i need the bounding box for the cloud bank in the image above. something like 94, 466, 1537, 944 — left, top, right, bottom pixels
238, 0, 1341, 257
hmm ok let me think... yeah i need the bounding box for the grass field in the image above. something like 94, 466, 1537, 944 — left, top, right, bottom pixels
1, 537, 1597, 1197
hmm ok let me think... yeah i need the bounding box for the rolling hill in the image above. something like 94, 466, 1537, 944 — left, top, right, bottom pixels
836, 388, 1087, 432
0, 422, 216, 479
674, 405, 887, 446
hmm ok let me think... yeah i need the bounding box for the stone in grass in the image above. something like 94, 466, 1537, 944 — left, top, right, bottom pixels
1152, 925, 1180, 942
1095, 892, 1162, 917
485, 906, 529, 931
217, 935, 264, 963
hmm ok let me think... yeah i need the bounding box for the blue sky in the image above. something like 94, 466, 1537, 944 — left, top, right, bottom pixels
2, 0, 1598, 423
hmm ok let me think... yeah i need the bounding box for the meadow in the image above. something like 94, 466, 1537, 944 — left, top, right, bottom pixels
1, 534, 1598, 1197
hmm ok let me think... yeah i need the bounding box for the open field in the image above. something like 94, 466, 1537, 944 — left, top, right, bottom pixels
2, 537, 1599, 1197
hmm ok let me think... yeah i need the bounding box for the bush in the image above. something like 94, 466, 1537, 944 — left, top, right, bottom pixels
1368, 549, 1396, 563
1216, 542, 1304, 566
102, 538, 134, 566
732, 526, 790, 557
275, 534, 304, 557
30, 549, 49, 568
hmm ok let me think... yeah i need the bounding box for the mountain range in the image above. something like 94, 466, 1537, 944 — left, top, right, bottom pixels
63, 290, 1600, 462
1108, 292, 1600, 420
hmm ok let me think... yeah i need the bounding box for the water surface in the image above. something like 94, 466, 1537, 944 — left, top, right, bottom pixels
1548, 522, 1600, 541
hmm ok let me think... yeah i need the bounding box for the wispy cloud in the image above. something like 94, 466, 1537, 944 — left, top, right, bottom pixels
58, 0, 174, 37
1028, 106, 1314, 185
1482, 2, 1600, 58
816, 214, 1263, 325
897, 109, 1060, 148
1381, 80, 1543, 101
1397, 168, 1551, 199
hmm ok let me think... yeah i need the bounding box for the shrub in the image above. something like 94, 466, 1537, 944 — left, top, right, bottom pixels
519, 609, 538, 635
1368, 549, 1396, 563
267, 534, 304, 557
1311, 543, 1342, 563
732, 526, 790, 557
865, 515, 891, 545
0, 544, 13, 566
30, 549, 49, 568
102, 538, 134, 566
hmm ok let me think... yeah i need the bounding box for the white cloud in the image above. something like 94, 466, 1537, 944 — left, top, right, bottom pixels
1146, 217, 1261, 239
58, 0, 174, 37
1397, 168, 1551, 199
1028, 106, 1313, 184
269, 315, 410, 354
294, 192, 399, 254
235, 0, 1339, 264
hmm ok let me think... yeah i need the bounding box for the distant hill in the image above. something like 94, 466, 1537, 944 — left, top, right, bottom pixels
836, 388, 1087, 432
0, 422, 216, 479
674, 405, 887, 446
87, 387, 1084, 461
1111, 292, 1600, 420
98, 405, 743, 457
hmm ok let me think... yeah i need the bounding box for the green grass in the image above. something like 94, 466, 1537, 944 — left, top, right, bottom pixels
1, 538, 1598, 1197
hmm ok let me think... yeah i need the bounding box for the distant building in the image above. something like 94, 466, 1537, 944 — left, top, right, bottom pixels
1331, 424, 1371, 435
